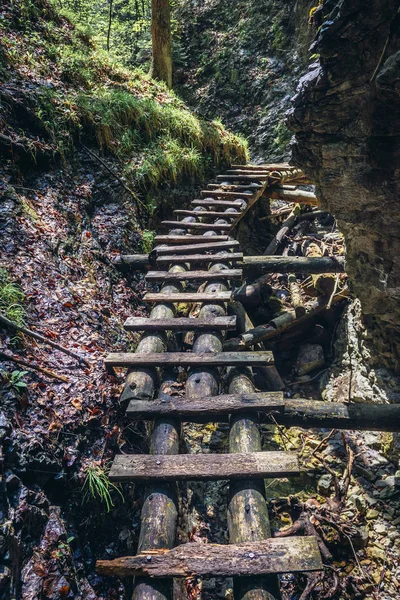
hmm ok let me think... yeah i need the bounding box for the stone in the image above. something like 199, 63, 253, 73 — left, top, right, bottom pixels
295, 344, 324, 376
366, 509, 379, 520
353, 525, 369, 549
374, 522, 388, 535
317, 473, 332, 496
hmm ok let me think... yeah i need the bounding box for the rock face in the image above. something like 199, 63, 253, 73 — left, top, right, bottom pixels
287, 1, 400, 369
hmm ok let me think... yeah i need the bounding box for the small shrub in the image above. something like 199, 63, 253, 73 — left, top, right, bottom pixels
0, 268, 25, 326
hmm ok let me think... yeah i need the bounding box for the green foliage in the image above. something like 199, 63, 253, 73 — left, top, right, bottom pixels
0, 268, 25, 326
141, 230, 155, 253
82, 463, 124, 512
9, 370, 29, 392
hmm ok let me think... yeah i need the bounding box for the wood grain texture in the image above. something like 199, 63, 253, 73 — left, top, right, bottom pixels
126, 391, 284, 420
243, 255, 345, 274
124, 316, 237, 332
155, 240, 240, 255
105, 351, 273, 368
161, 221, 231, 231
143, 291, 233, 303
156, 252, 243, 265
96, 537, 322, 577
145, 269, 242, 282
154, 235, 229, 244
108, 451, 299, 482
173, 210, 239, 219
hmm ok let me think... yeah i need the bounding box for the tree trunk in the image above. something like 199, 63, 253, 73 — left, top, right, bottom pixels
150, 0, 172, 88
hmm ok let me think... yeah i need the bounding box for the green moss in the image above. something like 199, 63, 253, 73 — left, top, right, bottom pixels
141, 230, 156, 253
0, 268, 25, 326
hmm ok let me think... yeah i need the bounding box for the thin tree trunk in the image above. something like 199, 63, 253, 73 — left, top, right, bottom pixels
150, 0, 172, 88
107, 0, 113, 51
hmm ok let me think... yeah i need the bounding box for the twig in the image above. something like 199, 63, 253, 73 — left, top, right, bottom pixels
326, 273, 340, 310
311, 429, 336, 457
0, 350, 69, 382
80, 143, 145, 208
0, 313, 90, 367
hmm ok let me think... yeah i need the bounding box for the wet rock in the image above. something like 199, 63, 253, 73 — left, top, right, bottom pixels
353, 525, 369, 550
295, 344, 324, 376
317, 473, 332, 496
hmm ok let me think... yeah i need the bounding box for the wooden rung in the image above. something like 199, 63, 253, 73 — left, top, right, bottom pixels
155, 240, 240, 256
126, 391, 284, 420
143, 291, 233, 303
96, 537, 322, 577
231, 163, 291, 171
124, 316, 237, 332
126, 396, 400, 431
216, 174, 268, 182
105, 350, 273, 368
208, 183, 263, 191
145, 269, 242, 282
267, 188, 318, 206
154, 235, 230, 244
108, 450, 298, 482
162, 221, 232, 231
226, 170, 274, 176
157, 252, 243, 265
200, 190, 253, 199
173, 210, 239, 219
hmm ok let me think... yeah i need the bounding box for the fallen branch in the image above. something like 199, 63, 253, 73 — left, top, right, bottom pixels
0, 314, 90, 367
224, 288, 350, 350
0, 350, 69, 382
264, 205, 300, 255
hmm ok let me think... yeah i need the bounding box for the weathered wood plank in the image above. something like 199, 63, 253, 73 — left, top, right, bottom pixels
145, 269, 242, 282
106, 351, 273, 368
243, 256, 345, 275
126, 391, 284, 420
96, 537, 322, 577
143, 291, 233, 303
173, 210, 239, 219
230, 163, 291, 171
156, 252, 243, 265
207, 183, 262, 191
126, 395, 400, 431
154, 235, 229, 244
155, 240, 240, 255
162, 221, 231, 231
199, 190, 253, 199
124, 316, 237, 333
217, 174, 268, 182
108, 451, 299, 482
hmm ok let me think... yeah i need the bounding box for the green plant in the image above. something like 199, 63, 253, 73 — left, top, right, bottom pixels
7, 370, 29, 392
82, 463, 124, 512
142, 229, 155, 253
0, 268, 25, 326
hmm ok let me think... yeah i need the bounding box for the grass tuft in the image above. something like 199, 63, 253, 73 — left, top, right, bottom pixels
82, 463, 124, 512
0, 268, 25, 326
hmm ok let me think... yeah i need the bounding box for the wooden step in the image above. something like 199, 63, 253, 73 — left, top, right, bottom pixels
105, 350, 273, 368
200, 190, 253, 199
108, 450, 298, 482
96, 537, 322, 577
216, 174, 268, 182
155, 240, 240, 256
126, 395, 400, 431
154, 234, 230, 245
143, 291, 233, 303
208, 183, 263, 191
126, 391, 284, 420
162, 221, 231, 231
173, 210, 239, 219
124, 316, 237, 332
156, 252, 243, 265
231, 163, 290, 171
145, 269, 242, 283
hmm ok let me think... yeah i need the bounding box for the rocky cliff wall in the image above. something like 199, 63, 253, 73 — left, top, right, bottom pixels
288, 0, 400, 369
